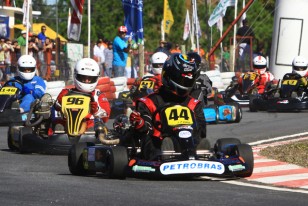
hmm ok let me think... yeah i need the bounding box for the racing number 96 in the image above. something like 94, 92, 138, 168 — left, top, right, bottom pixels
66, 97, 84, 105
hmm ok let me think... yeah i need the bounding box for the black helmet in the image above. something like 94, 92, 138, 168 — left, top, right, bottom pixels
162, 53, 200, 97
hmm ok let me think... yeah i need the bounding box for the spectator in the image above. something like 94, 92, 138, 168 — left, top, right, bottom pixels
154, 40, 171, 56
103, 41, 113, 78
170, 43, 182, 54
37, 25, 47, 45
11, 40, 21, 70
236, 19, 255, 72
3, 38, 15, 80
43, 37, 53, 81
112, 26, 132, 77
93, 39, 102, 63
0, 37, 5, 80
222, 46, 230, 72
17, 30, 27, 55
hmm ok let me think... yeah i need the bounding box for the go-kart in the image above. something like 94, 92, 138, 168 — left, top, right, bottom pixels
203, 103, 242, 124
249, 73, 308, 112
110, 76, 155, 119
7, 90, 99, 155
215, 72, 261, 106
68, 104, 254, 179
0, 79, 27, 126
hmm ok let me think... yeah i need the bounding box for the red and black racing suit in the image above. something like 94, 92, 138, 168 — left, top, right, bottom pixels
134, 85, 207, 160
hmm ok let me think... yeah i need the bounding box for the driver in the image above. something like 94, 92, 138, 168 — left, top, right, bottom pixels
6, 55, 46, 113
238, 55, 275, 94
54, 58, 110, 135
129, 53, 207, 160
292, 55, 308, 82
130, 51, 168, 101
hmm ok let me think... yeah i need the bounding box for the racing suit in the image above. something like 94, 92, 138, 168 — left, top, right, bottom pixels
7, 76, 46, 113
54, 87, 111, 130
238, 71, 275, 94
133, 86, 207, 160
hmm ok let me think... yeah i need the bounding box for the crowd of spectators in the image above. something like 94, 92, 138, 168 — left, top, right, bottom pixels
0, 25, 56, 82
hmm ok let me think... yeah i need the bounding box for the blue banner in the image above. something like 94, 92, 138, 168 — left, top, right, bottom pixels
122, 0, 144, 45
0, 16, 10, 38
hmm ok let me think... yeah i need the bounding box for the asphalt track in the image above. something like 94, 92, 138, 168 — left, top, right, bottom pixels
0, 108, 308, 205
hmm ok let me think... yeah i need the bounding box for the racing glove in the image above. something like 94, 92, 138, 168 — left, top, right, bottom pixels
23, 84, 35, 94
129, 111, 144, 130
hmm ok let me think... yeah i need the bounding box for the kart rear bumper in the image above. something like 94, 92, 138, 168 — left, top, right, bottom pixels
252, 97, 308, 111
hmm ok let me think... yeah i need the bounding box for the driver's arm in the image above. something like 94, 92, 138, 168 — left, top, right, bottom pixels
194, 102, 207, 139
54, 89, 69, 111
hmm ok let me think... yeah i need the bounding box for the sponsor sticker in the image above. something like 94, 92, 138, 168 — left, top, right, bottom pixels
179, 131, 191, 138
160, 160, 225, 175
132, 165, 155, 173
228, 164, 246, 172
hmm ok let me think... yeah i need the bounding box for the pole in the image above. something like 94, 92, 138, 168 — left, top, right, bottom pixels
232, 0, 238, 71
25, 0, 30, 55
193, 0, 199, 54
88, 0, 91, 57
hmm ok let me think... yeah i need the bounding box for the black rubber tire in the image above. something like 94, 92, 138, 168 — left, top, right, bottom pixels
161, 137, 181, 161
7, 127, 18, 151
249, 95, 258, 112
208, 104, 219, 124
234, 144, 254, 177
214, 138, 241, 155
19, 127, 33, 154
106, 146, 128, 179
68, 142, 88, 176
196, 138, 211, 150
230, 102, 242, 123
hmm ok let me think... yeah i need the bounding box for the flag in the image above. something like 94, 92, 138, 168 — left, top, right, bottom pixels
217, 17, 223, 32
195, 13, 202, 38
122, 0, 144, 45
183, 10, 190, 41
240, 0, 246, 27
208, 0, 235, 27
163, 0, 174, 34
67, 8, 71, 38
22, 0, 31, 28
68, 0, 85, 41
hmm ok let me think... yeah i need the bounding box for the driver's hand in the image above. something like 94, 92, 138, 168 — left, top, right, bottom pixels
129, 111, 144, 130
90, 101, 99, 114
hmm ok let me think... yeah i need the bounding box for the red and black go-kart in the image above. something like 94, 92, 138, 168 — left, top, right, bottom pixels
68, 104, 254, 179
8, 90, 99, 155
215, 72, 263, 106
249, 73, 308, 112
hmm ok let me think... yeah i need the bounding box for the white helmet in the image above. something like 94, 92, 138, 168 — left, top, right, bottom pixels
292, 56, 308, 76
253, 55, 267, 74
151, 52, 168, 75
18, 55, 36, 80
74, 58, 100, 93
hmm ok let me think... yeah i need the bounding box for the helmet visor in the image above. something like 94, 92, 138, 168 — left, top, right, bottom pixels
152, 63, 163, 68
294, 66, 307, 71
19, 67, 35, 73
172, 72, 196, 88
254, 64, 266, 69
76, 74, 98, 84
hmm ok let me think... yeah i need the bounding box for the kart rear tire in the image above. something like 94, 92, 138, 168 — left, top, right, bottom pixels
7, 127, 18, 151
230, 102, 242, 123
68, 142, 89, 176
196, 138, 211, 150
234, 144, 254, 177
214, 138, 241, 156
106, 146, 128, 179
19, 127, 33, 154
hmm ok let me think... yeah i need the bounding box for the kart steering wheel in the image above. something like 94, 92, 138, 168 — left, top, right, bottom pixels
3, 79, 24, 88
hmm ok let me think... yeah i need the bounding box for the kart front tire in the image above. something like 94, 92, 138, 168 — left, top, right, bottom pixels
19, 127, 33, 154
106, 146, 128, 179
214, 138, 241, 156
234, 144, 254, 177
249, 95, 258, 112
7, 127, 18, 151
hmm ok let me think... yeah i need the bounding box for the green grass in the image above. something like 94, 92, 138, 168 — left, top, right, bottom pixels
259, 140, 308, 168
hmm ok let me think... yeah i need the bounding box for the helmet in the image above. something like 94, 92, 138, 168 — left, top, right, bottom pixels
253, 55, 267, 74
162, 53, 200, 97
17, 55, 36, 80
151, 52, 168, 75
292, 56, 308, 76
118, 26, 127, 33
74, 58, 100, 93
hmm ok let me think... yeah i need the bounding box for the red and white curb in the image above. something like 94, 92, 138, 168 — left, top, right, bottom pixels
247, 135, 308, 190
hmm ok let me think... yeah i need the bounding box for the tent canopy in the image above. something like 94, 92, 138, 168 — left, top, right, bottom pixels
14, 23, 67, 42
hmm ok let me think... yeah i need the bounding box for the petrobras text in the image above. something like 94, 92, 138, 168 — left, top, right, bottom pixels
160, 160, 225, 175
